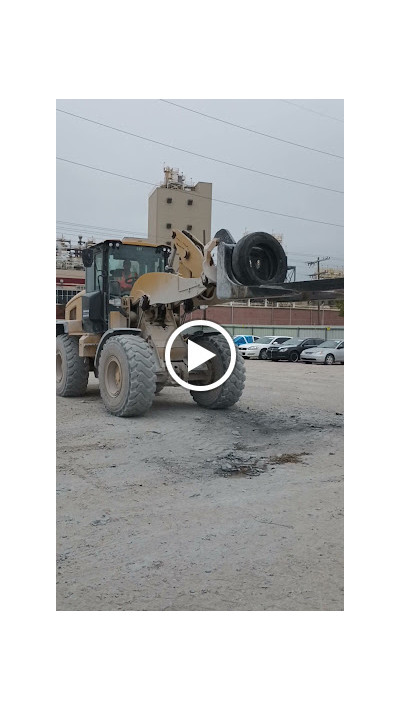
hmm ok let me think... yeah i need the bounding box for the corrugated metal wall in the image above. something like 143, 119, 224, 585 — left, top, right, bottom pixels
224, 325, 344, 340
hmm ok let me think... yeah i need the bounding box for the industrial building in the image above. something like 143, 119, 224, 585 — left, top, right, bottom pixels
148, 167, 212, 246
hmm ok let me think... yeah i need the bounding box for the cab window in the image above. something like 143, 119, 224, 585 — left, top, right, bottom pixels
108, 244, 170, 296
85, 249, 102, 293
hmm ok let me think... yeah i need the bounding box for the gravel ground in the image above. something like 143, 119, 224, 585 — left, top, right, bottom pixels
57, 359, 344, 611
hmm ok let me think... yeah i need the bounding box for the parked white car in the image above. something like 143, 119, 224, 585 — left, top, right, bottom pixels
300, 339, 344, 365
240, 335, 291, 359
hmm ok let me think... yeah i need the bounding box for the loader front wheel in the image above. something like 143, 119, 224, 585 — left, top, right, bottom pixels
190, 334, 246, 410
56, 334, 89, 397
98, 335, 157, 417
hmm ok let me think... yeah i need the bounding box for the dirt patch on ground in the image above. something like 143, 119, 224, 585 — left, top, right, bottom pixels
269, 452, 310, 465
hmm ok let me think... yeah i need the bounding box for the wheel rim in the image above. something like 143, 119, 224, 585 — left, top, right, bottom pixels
56, 352, 63, 383
291, 353, 298, 362
326, 355, 334, 364
105, 356, 123, 397
260, 350, 267, 359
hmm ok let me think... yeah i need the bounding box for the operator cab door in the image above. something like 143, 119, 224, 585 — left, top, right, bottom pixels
82, 248, 106, 333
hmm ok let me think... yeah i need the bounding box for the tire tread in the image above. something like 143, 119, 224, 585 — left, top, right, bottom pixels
99, 335, 156, 416
190, 334, 246, 410
56, 334, 89, 397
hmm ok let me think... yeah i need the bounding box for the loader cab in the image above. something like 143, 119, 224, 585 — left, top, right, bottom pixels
81, 240, 171, 333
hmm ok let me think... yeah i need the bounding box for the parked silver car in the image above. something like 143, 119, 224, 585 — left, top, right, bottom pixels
300, 339, 344, 365
240, 335, 291, 359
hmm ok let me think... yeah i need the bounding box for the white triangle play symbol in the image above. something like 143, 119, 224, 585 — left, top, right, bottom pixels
187, 339, 216, 373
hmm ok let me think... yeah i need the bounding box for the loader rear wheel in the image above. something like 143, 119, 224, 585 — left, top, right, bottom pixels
190, 334, 246, 410
56, 334, 89, 397
98, 335, 156, 417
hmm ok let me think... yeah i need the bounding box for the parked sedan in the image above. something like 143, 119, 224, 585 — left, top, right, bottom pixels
240, 335, 291, 359
267, 337, 325, 362
233, 335, 259, 347
300, 339, 344, 364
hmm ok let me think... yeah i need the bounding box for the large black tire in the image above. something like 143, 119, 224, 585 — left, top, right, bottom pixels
259, 349, 268, 360
231, 232, 287, 286
56, 334, 89, 397
190, 334, 246, 409
98, 335, 157, 417
325, 353, 335, 365
289, 351, 299, 362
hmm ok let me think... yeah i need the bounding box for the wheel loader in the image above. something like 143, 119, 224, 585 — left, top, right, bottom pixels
56, 228, 344, 416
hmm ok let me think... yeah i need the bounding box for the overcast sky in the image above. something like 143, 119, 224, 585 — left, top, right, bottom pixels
56, 99, 343, 280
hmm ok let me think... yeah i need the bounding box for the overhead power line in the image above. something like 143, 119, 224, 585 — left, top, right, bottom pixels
57, 228, 143, 240
160, 99, 344, 158
56, 230, 344, 268
280, 100, 344, 124
57, 219, 140, 235
56, 157, 344, 228
57, 230, 344, 262
57, 220, 344, 258
56, 108, 343, 194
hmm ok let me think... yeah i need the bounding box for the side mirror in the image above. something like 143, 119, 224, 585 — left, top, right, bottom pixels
82, 248, 94, 267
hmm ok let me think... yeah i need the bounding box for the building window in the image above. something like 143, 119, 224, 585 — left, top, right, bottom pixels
166, 223, 172, 229
56, 288, 81, 305
187, 199, 193, 205
187, 225, 193, 231
166, 197, 172, 204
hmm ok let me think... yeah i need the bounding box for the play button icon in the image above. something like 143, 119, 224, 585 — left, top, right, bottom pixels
165, 319, 237, 392
187, 338, 216, 373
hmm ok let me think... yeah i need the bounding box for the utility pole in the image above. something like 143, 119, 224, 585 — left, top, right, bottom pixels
307, 256, 330, 325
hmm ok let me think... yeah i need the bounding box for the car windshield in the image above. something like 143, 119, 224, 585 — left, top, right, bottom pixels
318, 340, 341, 348
280, 338, 302, 346
257, 337, 274, 344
